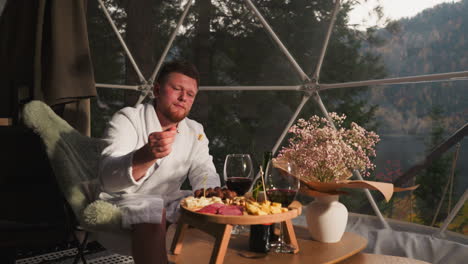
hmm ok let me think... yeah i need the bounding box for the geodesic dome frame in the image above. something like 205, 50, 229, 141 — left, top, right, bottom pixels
94, 0, 468, 235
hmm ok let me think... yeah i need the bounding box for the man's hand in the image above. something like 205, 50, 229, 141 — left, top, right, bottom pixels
146, 126, 177, 159
132, 126, 177, 181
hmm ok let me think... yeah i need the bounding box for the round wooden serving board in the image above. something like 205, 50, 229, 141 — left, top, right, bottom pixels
180, 200, 302, 225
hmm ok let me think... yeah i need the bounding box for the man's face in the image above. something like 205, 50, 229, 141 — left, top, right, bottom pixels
154, 72, 198, 123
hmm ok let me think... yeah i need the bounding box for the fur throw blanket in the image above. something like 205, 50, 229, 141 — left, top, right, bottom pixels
23, 100, 121, 231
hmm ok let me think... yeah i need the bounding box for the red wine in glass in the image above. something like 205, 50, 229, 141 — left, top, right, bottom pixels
226, 177, 253, 196
266, 188, 297, 207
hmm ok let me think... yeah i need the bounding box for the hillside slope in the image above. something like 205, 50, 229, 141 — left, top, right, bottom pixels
366, 0, 467, 135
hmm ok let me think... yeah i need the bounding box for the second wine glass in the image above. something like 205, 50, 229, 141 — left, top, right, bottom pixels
265, 159, 299, 253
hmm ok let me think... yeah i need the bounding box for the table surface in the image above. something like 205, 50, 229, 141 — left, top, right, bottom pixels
342, 253, 431, 264
166, 224, 430, 264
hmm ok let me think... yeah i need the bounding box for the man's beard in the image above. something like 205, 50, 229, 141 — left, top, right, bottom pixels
161, 104, 188, 123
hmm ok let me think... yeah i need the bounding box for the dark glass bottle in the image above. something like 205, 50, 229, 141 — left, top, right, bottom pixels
262, 151, 279, 242
269, 223, 279, 242
249, 224, 271, 253
249, 152, 275, 253
253, 151, 273, 200
262, 151, 273, 173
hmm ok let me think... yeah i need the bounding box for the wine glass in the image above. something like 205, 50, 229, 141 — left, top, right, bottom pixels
265, 159, 299, 253
224, 154, 254, 234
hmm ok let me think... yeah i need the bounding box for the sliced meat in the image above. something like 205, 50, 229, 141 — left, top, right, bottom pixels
196, 203, 244, 216
197, 203, 225, 214
217, 205, 243, 216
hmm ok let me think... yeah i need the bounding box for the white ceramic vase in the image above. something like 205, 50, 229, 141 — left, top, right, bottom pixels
305, 195, 348, 243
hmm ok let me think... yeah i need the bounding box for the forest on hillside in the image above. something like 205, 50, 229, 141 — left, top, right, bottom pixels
365, 0, 468, 135
361, 0, 467, 234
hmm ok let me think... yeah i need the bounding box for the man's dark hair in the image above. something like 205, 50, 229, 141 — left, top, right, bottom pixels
156, 60, 200, 87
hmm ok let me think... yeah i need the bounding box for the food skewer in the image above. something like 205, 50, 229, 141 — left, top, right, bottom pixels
202, 174, 207, 197
259, 166, 268, 202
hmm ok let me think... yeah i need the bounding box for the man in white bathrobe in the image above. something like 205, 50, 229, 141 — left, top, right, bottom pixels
98, 61, 220, 264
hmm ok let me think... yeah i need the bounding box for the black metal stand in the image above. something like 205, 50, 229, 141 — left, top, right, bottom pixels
72, 228, 89, 264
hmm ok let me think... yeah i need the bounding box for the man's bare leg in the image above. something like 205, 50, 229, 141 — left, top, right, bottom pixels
131, 209, 168, 264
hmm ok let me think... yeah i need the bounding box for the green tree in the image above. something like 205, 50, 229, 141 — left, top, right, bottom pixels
124, 0, 160, 105
88, 0, 127, 137
179, 0, 387, 171
88, 0, 174, 137
88, 1, 389, 172
414, 106, 453, 225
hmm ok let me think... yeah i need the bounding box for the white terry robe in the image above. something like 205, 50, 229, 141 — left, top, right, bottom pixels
96, 104, 220, 255
96, 103, 220, 254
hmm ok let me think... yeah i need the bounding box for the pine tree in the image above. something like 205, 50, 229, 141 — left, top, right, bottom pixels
88, 1, 388, 170
414, 106, 453, 226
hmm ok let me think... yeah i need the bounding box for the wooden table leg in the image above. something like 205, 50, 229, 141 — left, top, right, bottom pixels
282, 219, 300, 253
171, 212, 234, 264
170, 220, 189, 255
209, 224, 233, 264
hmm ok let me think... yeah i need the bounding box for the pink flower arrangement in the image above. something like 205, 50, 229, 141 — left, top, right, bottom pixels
278, 113, 380, 183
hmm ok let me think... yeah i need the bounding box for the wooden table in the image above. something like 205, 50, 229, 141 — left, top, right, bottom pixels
166, 225, 430, 264
167, 224, 367, 264
341, 253, 431, 264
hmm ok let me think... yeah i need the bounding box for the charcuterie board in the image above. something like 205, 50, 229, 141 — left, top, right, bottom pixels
171, 200, 302, 264
180, 201, 302, 225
